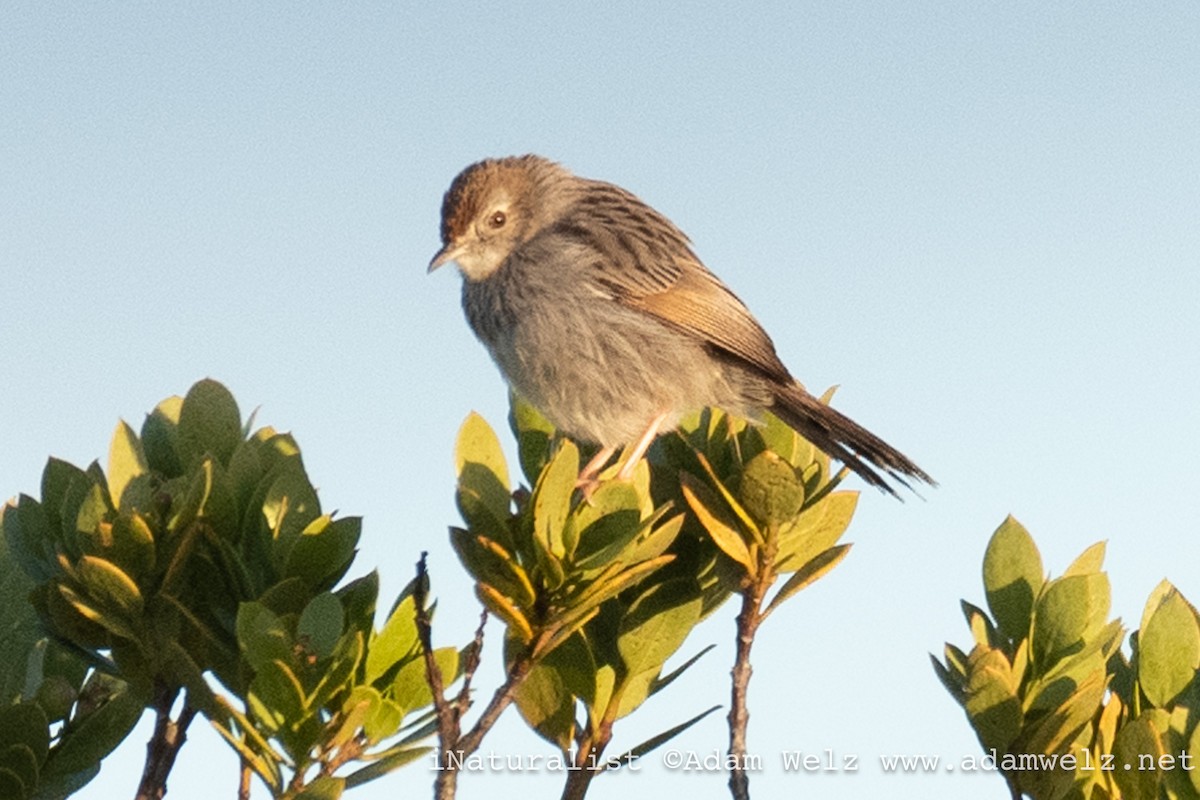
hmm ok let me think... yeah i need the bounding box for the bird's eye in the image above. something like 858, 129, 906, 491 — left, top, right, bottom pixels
488, 210, 507, 228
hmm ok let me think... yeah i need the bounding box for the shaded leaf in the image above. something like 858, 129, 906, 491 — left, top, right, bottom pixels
1139, 586, 1200, 708
236, 603, 293, 672
612, 704, 723, 769
1111, 715, 1164, 800
177, 379, 242, 468
343, 747, 432, 788
765, 544, 851, 616
982, 515, 1044, 642
392, 647, 459, 713
140, 396, 184, 478
533, 440, 577, 560
297, 593, 344, 661
42, 677, 143, 777
106, 421, 148, 512
617, 580, 703, 677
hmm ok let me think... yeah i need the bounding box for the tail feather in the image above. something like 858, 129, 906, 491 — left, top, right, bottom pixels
771, 384, 935, 498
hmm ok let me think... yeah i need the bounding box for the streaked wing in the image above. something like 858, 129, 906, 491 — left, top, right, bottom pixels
563, 179, 793, 383
620, 259, 793, 384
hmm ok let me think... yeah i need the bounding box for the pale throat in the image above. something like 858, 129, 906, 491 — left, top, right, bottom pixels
455, 246, 507, 282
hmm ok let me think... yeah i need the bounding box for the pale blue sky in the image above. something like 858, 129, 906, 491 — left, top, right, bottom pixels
3, 3, 1198, 799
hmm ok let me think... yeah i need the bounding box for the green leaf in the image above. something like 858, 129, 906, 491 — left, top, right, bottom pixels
362, 689, 405, 744
1111, 714, 1164, 800
336, 687, 382, 746
392, 647, 459, 713
0, 703, 49, 767
679, 473, 752, 571
542, 633, 597, 708
106, 421, 149, 512
0, 768, 25, 800
765, 544, 852, 615
75, 556, 144, 621
140, 396, 184, 477
1139, 586, 1200, 708
963, 601, 997, 650
982, 515, 1044, 642
236, 603, 293, 672
617, 579, 703, 677
284, 516, 360, 591
618, 511, 686, 568
365, 593, 418, 685
447, 528, 536, 609
454, 413, 512, 541
343, 746, 432, 788
509, 393, 556, 483
533, 440, 578, 560
336, 571, 379, 639
177, 379, 242, 468
692, 451, 762, 538
759, 410, 800, 466
41, 676, 143, 777
514, 658, 575, 750
964, 649, 1023, 752
1020, 670, 1105, 756
1063, 540, 1106, 577
2, 496, 55, 582
569, 487, 646, 571
650, 644, 715, 697
1032, 573, 1109, 668
612, 705, 722, 768
297, 593, 344, 661
263, 471, 321, 564
105, 512, 156, 580
248, 659, 307, 732
294, 775, 345, 800
615, 666, 658, 719
775, 491, 857, 573
73, 484, 111, 542
931, 653, 965, 703
738, 450, 804, 528
1189, 720, 1200, 795
307, 631, 364, 713
210, 698, 284, 790
476, 584, 533, 643
3, 748, 38, 797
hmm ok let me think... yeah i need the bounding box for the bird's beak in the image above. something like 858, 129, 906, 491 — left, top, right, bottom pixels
428, 242, 461, 273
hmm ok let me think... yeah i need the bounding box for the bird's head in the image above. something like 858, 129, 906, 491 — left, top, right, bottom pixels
429, 154, 571, 281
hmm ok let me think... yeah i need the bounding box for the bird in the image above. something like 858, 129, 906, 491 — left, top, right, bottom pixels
429, 154, 933, 497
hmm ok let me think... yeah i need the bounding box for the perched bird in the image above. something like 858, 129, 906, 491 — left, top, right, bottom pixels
429, 155, 933, 496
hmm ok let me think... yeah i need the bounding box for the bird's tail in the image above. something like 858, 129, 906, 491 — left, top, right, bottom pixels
771, 384, 935, 498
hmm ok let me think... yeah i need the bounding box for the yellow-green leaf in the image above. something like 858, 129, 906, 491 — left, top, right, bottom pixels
765, 544, 851, 615
982, 515, 1044, 641
680, 473, 752, 572
107, 421, 148, 511
1139, 587, 1200, 708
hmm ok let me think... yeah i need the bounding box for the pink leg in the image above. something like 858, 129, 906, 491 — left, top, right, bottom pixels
578, 443, 618, 486
615, 412, 670, 479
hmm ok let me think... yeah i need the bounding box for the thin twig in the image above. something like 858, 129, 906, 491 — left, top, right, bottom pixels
414, 553, 461, 800
237, 760, 251, 800
727, 530, 778, 800
135, 683, 198, 800
728, 588, 763, 800
453, 608, 489, 717
560, 705, 616, 800
415, 554, 541, 799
